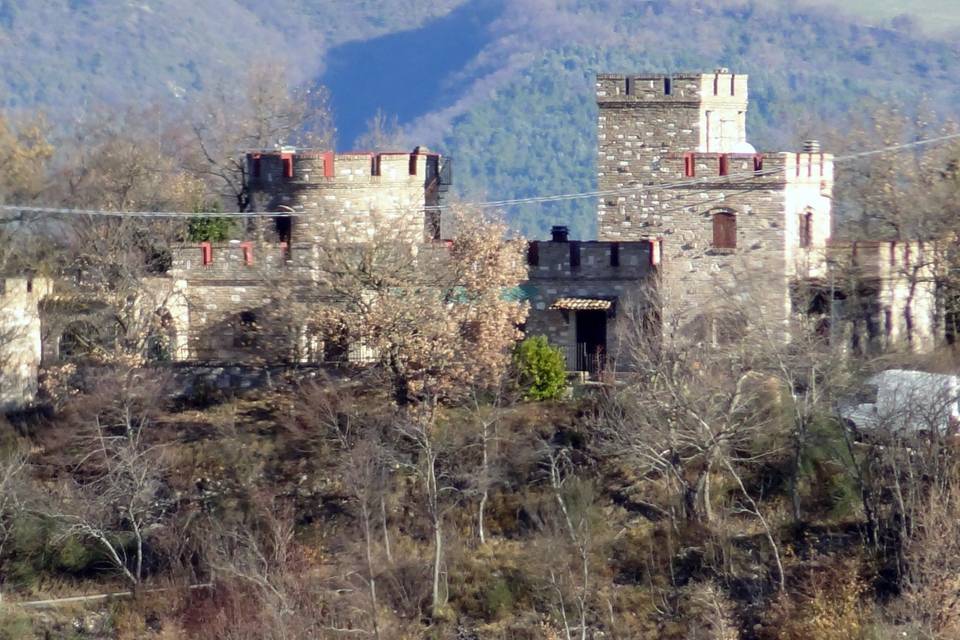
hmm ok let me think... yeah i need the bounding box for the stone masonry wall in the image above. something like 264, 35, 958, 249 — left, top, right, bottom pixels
525, 240, 658, 368
248, 150, 442, 248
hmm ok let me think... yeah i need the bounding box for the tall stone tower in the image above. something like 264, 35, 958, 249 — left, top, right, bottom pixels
596, 71, 834, 342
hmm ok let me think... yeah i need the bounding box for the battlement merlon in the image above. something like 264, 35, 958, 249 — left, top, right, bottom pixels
596, 71, 748, 108
648, 151, 834, 185
245, 148, 445, 186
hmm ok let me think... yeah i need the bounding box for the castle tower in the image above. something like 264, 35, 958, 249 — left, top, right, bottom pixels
596, 71, 834, 342
245, 147, 449, 247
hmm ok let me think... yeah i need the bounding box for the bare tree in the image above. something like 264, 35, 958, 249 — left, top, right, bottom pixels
599, 311, 788, 591
43, 369, 174, 589
354, 108, 405, 152
187, 63, 335, 212
0, 446, 27, 603
542, 444, 594, 640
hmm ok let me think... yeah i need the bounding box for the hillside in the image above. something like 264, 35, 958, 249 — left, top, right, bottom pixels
0, 0, 463, 111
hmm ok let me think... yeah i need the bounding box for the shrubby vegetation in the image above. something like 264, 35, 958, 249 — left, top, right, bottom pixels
514, 335, 567, 401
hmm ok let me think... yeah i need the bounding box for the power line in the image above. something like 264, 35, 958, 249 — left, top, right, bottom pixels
1, 131, 958, 220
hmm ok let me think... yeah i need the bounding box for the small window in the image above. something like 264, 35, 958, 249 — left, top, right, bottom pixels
713, 211, 736, 249
26, 278, 32, 293
799, 212, 812, 248
610, 242, 620, 267
713, 74, 719, 96
663, 77, 672, 95
281, 156, 294, 179
527, 241, 539, 266
719, 154, 730, 176
234, 311, 259, 348
250, 154, 261, 178
625, 77, 632, 96
730, 74, 736, 95
570, 241, 581, 269
684, 153, 696, 178
753, 154, 764, 172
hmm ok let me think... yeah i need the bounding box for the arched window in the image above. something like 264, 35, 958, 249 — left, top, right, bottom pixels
712, 210, 737, 249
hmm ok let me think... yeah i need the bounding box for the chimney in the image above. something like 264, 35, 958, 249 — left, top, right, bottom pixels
802, 140, 821, 153
551, 225, 569, 243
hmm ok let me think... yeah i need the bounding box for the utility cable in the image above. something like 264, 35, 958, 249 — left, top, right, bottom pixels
0, 131, 957, 219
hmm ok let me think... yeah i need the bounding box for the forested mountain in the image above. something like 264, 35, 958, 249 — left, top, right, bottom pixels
1, 0, 958, 238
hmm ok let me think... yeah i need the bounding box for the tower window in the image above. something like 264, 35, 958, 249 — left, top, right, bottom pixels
713, 211, 737, 249
664, 77, 672, 95
570, 241, 581, 269
610, 242, 620, 267
799, 212, 813, 248
753, 154, 764, 172
625, 77, 632, 96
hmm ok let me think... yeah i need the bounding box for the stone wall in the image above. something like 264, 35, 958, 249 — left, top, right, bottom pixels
524, 240, 658, 369
0, 277, 52, 411
596, 70, 836, 342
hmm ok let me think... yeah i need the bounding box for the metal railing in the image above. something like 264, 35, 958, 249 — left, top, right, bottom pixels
565, 343, 607, 374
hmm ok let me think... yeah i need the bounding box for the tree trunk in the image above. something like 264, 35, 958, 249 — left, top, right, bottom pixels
361, 501, 382, 640
380, 496, 392, 564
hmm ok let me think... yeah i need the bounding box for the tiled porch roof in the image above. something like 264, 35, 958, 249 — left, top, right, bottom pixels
549, 297, 614, 311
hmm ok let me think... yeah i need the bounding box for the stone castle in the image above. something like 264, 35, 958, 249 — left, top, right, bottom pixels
0, 70, 946, 410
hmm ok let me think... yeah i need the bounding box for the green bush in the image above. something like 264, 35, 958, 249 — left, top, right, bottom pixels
187, 201, 235, 242
514, 336, 567, 401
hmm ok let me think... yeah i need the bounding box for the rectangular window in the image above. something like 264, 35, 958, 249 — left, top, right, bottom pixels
713, 74, 719, 95
713, 212, 737, 249
610, 242, 620, 267
684, 153, 696, 177
570, 241, 581, 269
409, 153, 418, 176
730, 74, 736, 95
527, 241, 539, 266
663, 77, 672, 95
26, 278, 32, 293
799, 212, 812, 248
753, 154, 764, 172
281, 154, 294, 179
250, 154, 261, 178
201, 242, 213, 266
625, 77, 632, 96
719, 154, 730, 176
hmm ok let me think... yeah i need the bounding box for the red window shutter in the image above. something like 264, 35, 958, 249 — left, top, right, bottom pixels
719, 154, 730, 176
281, 153, 294, 179
201, 242, 213, 266
713, 212, 736, 249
